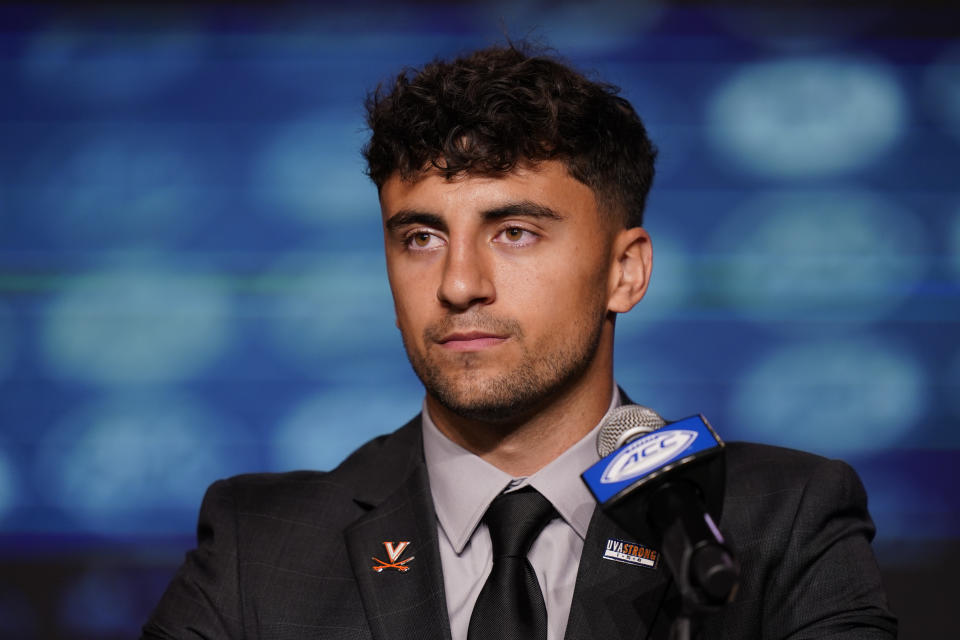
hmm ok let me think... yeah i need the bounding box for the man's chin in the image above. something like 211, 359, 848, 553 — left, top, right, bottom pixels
434, 397, 521, 423
409, 330, 602, 425
427, 380, 550, 424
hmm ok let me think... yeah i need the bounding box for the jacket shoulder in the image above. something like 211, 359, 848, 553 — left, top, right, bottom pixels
720, 441, 872, 532
209, 414, 423, 519
723, 441, 843, 494
712, 442, 896, 638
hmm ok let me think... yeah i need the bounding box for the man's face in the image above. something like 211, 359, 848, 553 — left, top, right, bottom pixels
380, 160, 623, 423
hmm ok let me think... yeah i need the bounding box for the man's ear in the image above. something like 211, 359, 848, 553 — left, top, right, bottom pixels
607, 227, 652, 314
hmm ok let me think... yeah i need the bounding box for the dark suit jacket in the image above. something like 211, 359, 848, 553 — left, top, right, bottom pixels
142, 415, 897, 639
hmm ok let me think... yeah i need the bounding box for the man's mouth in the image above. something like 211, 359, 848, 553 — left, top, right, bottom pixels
437, 331, 509, 352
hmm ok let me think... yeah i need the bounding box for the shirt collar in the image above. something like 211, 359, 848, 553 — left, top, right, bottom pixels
422, 386, 622, 553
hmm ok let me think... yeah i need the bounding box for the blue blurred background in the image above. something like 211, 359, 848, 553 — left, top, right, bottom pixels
0, 2, 957, 637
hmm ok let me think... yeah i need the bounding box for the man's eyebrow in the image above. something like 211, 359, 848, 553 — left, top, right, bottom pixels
482, 201, 565, 222
384, 210, 447, 234
385, 201, 563, 233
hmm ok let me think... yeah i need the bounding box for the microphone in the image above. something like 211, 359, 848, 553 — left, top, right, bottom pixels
582, 405, 739, 613
595, 404, 667, 458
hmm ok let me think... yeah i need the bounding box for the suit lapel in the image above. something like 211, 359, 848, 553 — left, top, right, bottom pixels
346, 461, 452, 640
563, 506, 677, 640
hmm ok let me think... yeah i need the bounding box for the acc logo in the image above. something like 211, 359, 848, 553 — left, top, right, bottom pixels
600, 429, 697, 484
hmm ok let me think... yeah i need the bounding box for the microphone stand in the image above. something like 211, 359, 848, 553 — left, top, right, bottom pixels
670, 615, 695, 640
649, 481, 739, 640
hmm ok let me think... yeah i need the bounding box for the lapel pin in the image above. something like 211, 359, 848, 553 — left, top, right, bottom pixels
372, 541, 415, 572
603, 537, 659, 569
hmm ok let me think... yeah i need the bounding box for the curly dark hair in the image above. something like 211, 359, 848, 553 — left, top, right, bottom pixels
363, 44, 657, 228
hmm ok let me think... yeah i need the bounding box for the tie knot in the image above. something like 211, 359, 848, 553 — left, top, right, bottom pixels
484, 487, 556, 560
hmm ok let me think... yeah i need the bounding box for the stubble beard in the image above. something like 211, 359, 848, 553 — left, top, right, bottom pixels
401, 310, 606, 424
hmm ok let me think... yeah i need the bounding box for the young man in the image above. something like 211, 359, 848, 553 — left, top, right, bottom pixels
143, 45, 896, 639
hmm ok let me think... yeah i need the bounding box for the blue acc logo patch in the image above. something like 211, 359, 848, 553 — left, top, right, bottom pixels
599, 429, 697, 484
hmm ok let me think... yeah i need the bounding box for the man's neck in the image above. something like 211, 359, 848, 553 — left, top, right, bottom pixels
426, 373, 615, 477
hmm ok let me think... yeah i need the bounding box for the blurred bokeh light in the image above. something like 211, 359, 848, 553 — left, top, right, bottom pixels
22, 16, 202, 105
707, 189, 926, 325
271, 386, 422, 471
730, 338, 926, 455
708, 57, 905, 177
255, 113, 376, 226
923, 42, 960, 141
22, 130, 214, 249
0, 449, 16, 522
0, 302, 17, 382
260, 253, 397, 373
41, 269, 232, 385
35, 393, 252, 534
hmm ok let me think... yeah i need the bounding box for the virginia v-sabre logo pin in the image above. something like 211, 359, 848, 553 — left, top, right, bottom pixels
372, 541, 415, 572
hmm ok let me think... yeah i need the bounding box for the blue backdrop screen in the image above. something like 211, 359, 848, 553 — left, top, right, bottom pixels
0, 3, 957, 637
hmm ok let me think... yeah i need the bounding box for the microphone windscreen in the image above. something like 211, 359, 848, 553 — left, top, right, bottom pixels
596, 404, 667, 457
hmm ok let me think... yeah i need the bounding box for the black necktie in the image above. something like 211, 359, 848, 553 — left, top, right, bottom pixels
467, 487, 557, 640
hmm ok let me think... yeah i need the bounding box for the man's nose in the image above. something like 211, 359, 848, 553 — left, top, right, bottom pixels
436, 240, 495, 310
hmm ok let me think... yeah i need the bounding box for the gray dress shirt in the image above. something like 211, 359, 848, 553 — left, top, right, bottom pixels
421, 388, 621, 640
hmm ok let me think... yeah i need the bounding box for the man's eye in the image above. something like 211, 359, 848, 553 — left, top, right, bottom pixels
496, 227, 537, 245
407, 232, 441, 249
